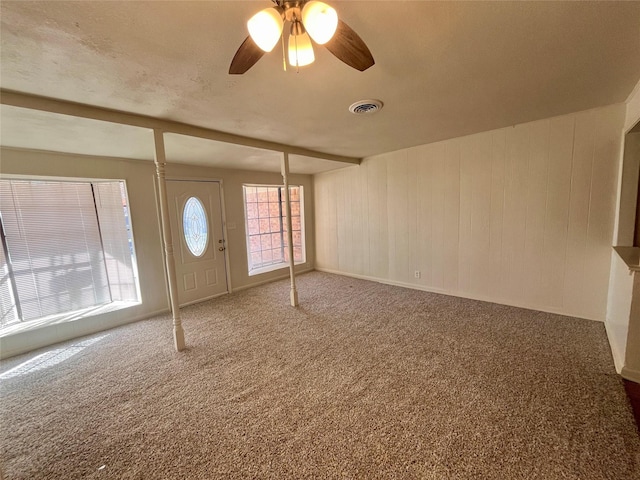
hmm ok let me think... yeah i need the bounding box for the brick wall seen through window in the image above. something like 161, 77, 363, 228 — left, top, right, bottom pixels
243, 185, 304, 274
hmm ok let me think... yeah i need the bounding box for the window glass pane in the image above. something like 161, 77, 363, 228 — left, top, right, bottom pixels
245, 187, 257, 202
258, 203, 269, 218
182, 197, 208, 257
249, 236, 261, 253
269, 217, 281, 233
243, 185, 305, 274
272, 248, 283, 262
257, 188, 269, 202
247, 219, 259, 235
268, 202, 280, 217
246, 202, 258, 220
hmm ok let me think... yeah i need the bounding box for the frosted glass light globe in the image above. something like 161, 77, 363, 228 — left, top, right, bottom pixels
248, 8, 284, 52
288, 32, 315, 67
301, 1, 338, 45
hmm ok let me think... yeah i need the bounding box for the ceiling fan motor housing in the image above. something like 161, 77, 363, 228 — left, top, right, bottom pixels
282, 1, 304, 23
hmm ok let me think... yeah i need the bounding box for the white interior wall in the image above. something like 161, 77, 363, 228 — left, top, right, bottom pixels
315, 104, 625, 321
0, 147, 314, 358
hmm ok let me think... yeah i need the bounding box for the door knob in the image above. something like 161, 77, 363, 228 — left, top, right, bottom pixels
218, 247, 225, 251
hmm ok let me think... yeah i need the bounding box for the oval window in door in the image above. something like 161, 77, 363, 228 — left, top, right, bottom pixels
183, 196, 208, 257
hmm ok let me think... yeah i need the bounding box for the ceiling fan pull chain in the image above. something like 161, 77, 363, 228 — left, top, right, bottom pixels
281, 32, 287, 72
294, 34, 300, 73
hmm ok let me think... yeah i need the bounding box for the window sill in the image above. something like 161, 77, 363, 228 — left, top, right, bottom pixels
248, 261, 306, 277
0, 301, 141, 338
614, 246, 640, 272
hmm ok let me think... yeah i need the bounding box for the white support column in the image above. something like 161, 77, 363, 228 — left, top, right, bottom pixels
281, 152, 299, 307
153, 129, 185, 351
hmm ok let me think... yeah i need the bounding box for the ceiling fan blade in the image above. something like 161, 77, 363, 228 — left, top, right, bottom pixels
324, 19, 375, 72
229, 36, 266, 74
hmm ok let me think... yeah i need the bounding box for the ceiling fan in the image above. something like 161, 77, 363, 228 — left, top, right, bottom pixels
229, 0, 375, 74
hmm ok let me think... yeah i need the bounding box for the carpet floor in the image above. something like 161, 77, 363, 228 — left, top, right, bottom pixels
1, 272, 639, 479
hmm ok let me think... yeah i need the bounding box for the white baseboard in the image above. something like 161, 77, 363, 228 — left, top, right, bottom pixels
604, 319, 624, 373
604, 319, 626, 374
621, 366, 640, 383
314, 267, 604, 322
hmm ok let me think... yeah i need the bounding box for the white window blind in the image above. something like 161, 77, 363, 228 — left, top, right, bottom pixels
0, 179, 139, 327
93, 182, 138, 302
0, 240, 18, 325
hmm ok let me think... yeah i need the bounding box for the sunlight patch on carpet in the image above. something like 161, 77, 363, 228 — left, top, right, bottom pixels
0, 334, 108, 380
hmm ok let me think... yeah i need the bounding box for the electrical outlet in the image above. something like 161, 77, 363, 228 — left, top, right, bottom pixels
414, 270, 421, 279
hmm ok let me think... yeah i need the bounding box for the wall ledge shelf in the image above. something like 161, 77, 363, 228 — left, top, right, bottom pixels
614, 246, 640, 272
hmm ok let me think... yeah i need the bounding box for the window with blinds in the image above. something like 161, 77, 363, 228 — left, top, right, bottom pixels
0, 179, 139, 329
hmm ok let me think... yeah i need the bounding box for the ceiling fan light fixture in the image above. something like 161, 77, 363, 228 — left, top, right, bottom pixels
247, 7, 284, 52
230, 0, 374, 74
288, 30, 315, 67
301, 1, 338, 45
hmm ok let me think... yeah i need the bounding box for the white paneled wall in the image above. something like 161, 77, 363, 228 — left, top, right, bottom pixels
315, 104, 625, 321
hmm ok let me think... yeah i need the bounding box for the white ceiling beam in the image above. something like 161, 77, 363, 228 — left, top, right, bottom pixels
0, 89, 361, 165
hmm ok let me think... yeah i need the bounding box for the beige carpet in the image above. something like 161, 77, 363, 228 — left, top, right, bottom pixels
1, 271, 639, 479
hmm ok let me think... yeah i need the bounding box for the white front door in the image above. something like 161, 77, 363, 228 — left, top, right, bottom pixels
167, 180, 228, 306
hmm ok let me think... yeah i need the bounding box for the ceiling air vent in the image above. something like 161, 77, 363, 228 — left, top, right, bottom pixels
349, 99, 383, 115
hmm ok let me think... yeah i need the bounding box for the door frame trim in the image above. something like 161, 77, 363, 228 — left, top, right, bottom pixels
166, 177, 233, 295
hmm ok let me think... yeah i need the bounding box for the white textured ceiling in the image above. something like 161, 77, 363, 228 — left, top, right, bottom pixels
1, 1, 639, 173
